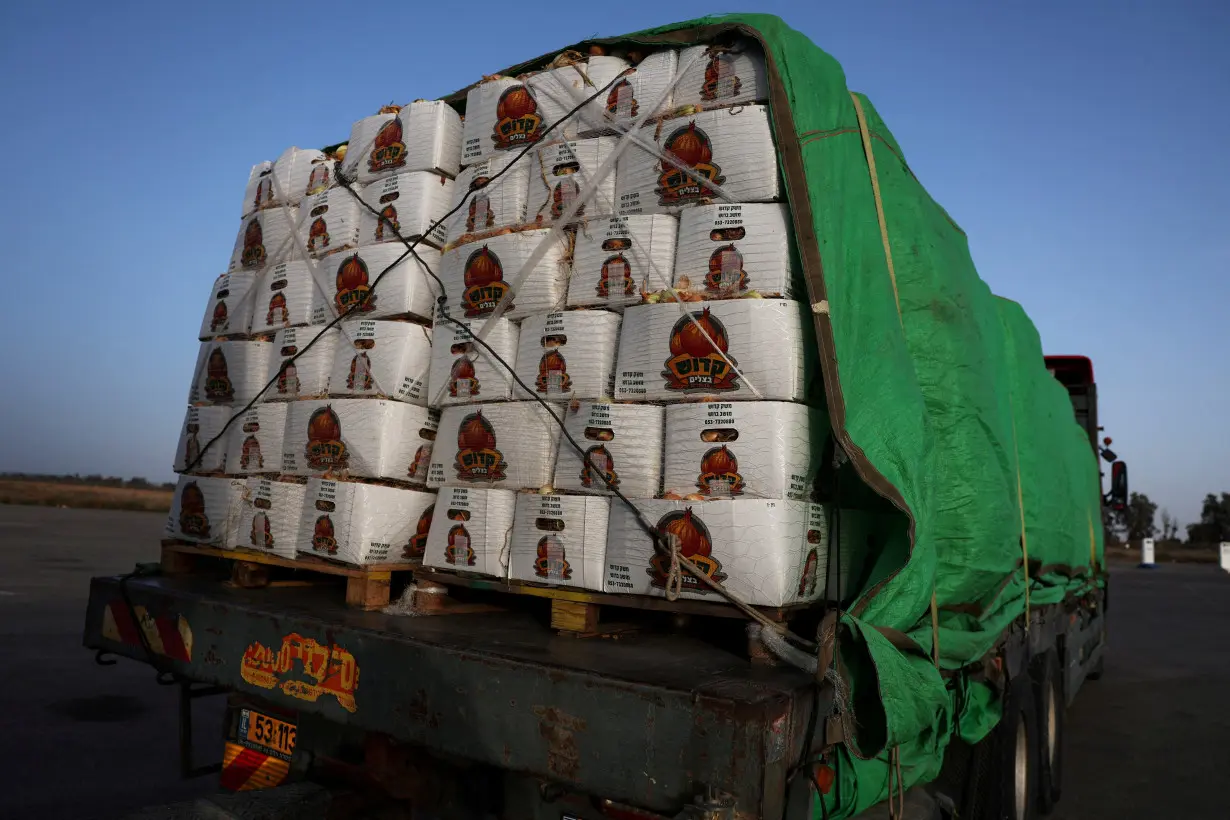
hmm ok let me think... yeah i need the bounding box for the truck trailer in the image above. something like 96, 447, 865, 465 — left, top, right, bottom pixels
82, 14, 1127, 820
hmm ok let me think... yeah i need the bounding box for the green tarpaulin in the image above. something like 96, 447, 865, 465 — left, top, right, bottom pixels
603, 14, 1106, 817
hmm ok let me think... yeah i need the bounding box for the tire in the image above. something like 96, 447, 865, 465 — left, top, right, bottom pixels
966, 672, 1040, 820
1034, 651, 1064, 813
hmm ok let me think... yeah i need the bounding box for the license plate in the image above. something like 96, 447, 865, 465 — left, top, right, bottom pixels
238, 708, 296, 760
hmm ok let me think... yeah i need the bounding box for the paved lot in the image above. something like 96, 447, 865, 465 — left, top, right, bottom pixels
0, 504, 1226, 818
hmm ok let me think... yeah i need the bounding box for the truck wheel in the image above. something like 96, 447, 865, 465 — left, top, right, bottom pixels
1034, 651, 1064, 814
969, 673, 1039, 820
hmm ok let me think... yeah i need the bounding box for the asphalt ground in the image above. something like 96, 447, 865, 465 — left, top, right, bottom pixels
0, 504, 1226, 819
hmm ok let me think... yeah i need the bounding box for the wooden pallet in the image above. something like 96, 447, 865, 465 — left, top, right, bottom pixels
160, 540, 418, 610
412, 568, 811, 646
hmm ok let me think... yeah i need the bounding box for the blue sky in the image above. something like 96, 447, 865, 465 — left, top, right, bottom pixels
0, 1, 1225, 527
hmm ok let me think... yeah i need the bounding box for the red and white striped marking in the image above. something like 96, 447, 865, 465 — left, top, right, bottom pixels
100, 600, 193, 662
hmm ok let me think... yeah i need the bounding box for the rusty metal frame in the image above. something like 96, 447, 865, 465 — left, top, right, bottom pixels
84, 574, 825, 817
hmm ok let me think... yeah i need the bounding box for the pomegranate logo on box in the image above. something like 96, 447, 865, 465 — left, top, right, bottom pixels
369, 116, 408, 173
407, 443, 432, 483
461, 246, 511, 318
334, 254, 375, 315
648, 508, 725, 593
374, 204, 399, 241
535, 350, 571, 394
534, 534, 572, 581
580, 444, 618, 490
697, 445, 745, 496
700, 46, 744, 101
277, 359, 300, 395
656, 122, 725, 206
253, 176, 272, 212
662, 307, 740, 393
266, 292, 289, 327
706, 244, 748, 295
312, 515, 337, 554
239, 435, 264, 471
347, 337, 375, 392
403, 504, 434, 560
241, 217, 266, 269
178, 481, 211, 538
306, 162, 331, 197
307, 216, 331, 254
304, 406, 348, 472
597, 253, 635, 298
250, 511, 273, 550
466, 176, 495, 232
605, 76, 639, 119
798, 548, 819, 597
448, 356, 480, 398
453, 410, 506, 483
210, 300, 229, 332
445, 524, 476, 566
492, 85, 543, 151
204, 347, 235, 402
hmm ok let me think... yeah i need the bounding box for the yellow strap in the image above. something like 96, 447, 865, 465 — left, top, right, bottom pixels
1009, 408, 1030, 630
852, 91, 939, 664
849, 92, 903, 328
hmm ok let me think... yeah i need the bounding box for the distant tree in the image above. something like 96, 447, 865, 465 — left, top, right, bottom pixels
1186, 493, 1230, 545
1114, 492, 1157, 542
1159, 508, 1180, 542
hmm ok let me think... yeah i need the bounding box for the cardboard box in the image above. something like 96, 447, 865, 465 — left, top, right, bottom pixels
174, 406, 231, 474
225, 402, 289, 476
358, 171, 454, 248
298, 478, 436, 566
613, 300, 810, 401
663, 401, 820, 500
616, 106, 778, 216
249, 260, 326, 334
422, 486, 516, 578
671, 44, 769, 111
583, 49, 678, 135
603, 498, 829, 607
341, 102, 463, 184
442, 153, 531, 247
460, 58, 629, 166
233, 477, 307, 560
508, 494, 609, 590
673, 203, 794, 299
553, 401, 664, 499
439, 228, 569, 321
241, 148, 335, 217
513, 310, 621, 401
330, 319, 432, 405
525, 138, 618, 227
199, 272, 256, 339
309, 244, 441, 325
240, 160, 273, 218
165, 475, 246, 548
296, 188, 361, 261
229, 207, 299, 272
426, 314, 520, 407
429, 402, 562, 490
189, 340, 273, 406
527, 56, 631, 139
282, 398, 438, 484
265, 326, 338, 400
568, 215, 677, 309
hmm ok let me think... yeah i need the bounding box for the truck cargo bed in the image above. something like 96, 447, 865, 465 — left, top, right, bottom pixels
83, 573, 824, 816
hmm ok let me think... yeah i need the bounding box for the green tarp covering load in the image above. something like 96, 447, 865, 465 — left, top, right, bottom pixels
598, 14, 1105, 817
